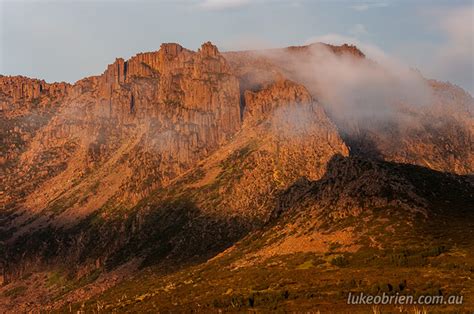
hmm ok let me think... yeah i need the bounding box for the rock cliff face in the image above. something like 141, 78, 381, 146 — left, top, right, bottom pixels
0, 76, 71, 209
197, 77, 348, 221
285, 42, 366, 59
1, 42, 243, 232
0, 76, 70, 110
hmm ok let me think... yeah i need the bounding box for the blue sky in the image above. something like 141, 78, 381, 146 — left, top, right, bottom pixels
0, 0, 473, 94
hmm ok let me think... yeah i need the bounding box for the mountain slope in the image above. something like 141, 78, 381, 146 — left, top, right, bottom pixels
49, 156, 474, 312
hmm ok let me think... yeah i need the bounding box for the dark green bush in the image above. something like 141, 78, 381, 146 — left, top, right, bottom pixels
331, 255, 349, 267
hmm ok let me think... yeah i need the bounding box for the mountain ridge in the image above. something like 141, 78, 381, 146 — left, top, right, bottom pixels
0, 41, 473, 312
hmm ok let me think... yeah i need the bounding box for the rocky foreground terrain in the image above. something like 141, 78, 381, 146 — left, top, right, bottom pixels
0, 42, 473, 312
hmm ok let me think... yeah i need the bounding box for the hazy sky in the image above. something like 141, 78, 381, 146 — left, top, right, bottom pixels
0, 0, 473, 94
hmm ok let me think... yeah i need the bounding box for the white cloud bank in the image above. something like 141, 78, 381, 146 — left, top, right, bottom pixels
198, 0, 252, 10
433, 5, 474, 94
197, 0, 302, 10
262, 35, 434, 128
349, 1, 389, 12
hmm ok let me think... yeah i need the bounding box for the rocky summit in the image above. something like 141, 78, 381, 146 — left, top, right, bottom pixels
0, 41, 473, 313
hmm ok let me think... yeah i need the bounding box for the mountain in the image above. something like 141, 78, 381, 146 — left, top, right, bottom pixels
0, 42, 473, 312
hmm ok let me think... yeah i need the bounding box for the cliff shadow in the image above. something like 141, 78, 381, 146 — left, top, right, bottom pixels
3, 194, 252, 282
271, 153, 474, 251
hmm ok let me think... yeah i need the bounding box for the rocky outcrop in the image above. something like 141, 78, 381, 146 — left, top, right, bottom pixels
242, 78, 312, 124
285, 42, 365, 58
91, 42, 240, 143
1, 42, 242, 227
0, 76, 71, 204
0, 76, 70, 110
206, 77, 349, 221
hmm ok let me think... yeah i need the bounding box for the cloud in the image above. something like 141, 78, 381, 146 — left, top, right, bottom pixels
433, 5, 474, 94
319, 4, 472, 96
198, 0, 252, 10
349, 1, 389, 11
218, 35, 277, 51
265, 34, 434, 129
349, 23, 368, 37
304, 33, 387, 63
409, 4, 474, 95
197, 0, 303, 10
437, 5, 473, 61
